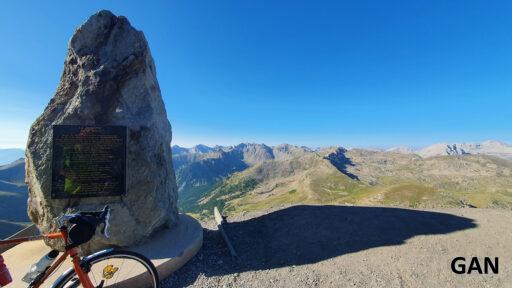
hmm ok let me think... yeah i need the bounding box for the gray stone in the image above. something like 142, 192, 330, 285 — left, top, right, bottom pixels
25, 10, 178, 252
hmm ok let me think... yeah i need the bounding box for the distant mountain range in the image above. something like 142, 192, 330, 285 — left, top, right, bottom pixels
0, 158, 25, 184
172, 143, 313, 211
416, 140, 512, 160
0, 149, 24, 166
173, 140, 512, 217
1, 140, 511, 238
0, 158, 29, 238
174, 140, 512, 161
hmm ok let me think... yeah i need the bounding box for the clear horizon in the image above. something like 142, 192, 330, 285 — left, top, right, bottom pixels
1, 1, 511, 149
1, 139, 510, 152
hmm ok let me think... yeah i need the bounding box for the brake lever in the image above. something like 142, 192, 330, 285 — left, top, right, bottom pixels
56, 214, 76, 228
100, 206, 111, 239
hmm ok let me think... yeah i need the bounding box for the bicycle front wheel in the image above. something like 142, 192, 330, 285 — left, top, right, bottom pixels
53, 249, 160, 288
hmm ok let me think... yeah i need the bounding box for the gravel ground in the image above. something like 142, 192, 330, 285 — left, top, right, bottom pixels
162, 205, 512, 288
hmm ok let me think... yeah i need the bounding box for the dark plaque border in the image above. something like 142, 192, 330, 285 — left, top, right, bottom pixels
51, 125, 127, 199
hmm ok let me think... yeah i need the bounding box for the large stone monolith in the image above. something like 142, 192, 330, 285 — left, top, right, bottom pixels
25, 10, 179, 252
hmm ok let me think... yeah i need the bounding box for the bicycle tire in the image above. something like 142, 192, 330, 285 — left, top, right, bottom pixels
52, 249, 160, 288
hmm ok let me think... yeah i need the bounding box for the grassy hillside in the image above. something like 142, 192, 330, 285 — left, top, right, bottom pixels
174, 149, 249, 210
0, 220, 28, 239
174, 143, 311, 212
5, 144, 511, 236
0, 149, 24, 166
0, 158, 25, 184
0, 182, 29, 222
0, 159, 29, 239
185, 148, 512, 218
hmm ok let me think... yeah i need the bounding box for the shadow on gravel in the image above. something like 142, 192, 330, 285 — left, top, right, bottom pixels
166, 205, 476, 287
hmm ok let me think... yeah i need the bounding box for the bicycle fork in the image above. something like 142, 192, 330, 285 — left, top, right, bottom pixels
69, 248, 94, 288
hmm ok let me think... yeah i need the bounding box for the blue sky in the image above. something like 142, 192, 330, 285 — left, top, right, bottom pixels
0, 1, 511, 149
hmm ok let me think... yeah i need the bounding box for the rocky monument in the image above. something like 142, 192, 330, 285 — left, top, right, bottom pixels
25, 10, 179, 252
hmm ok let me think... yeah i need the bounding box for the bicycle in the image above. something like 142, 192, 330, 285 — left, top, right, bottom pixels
0, 206, 160, 288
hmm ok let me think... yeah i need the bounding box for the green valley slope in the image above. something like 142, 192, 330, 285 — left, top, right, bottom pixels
180, 146, 512, 218
0, 158, 30, 238
173, 143, 311, 211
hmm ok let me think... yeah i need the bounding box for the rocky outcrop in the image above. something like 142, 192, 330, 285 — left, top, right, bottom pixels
417, 143, 469, 158
417, 141, 512, 160
25, 10, 178, 252
234, 143, 274, 165
272, 144, 311, 161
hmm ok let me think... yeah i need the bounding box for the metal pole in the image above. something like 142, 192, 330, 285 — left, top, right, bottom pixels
214, 207, 238, 258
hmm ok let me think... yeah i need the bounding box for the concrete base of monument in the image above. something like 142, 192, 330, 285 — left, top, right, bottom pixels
132, 213, 203, 280
2, 213, 202, 287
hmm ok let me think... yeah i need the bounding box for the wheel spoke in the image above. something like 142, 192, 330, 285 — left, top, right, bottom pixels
114, 258, 126, 284
55, 251, 157, 288
122, 261, 137, 283
90, 267, 98, 285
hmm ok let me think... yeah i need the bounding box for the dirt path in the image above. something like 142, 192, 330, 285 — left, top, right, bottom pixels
163, 205, 512, 288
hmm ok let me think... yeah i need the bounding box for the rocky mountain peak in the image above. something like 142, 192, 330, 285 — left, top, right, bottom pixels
235, 143, 274, 165
482, 140, 508, 148
273, 144, 312, 161
418, 140, 512, 160
190, 144, 214, 154
171, 145, 189, 155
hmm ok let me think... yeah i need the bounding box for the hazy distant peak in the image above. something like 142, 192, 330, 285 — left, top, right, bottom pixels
386, 146, 415, 154
272, 144, 312, 161
189, 144, 214, 154
418, 143, 466, 158
171, 145, 189, 155
273, 143, 313, 151
316, 146, 347, 156
0, 158, 25, 184
234, 142, 270, 149
418, 140, 512, 160
481, 140, 509, 147
213, 145, 232, 152
0, 158, 25, 171
173, 140, 512, 162
235, 143, 274, 165
0, 148, 25, 166
171, 144, 216, 155
274, 143, 294, 150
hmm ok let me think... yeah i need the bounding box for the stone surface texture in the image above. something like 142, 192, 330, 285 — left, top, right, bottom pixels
25, 10, 178, 252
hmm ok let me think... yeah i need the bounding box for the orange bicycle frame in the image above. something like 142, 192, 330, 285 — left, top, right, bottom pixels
0, 227, 95, 288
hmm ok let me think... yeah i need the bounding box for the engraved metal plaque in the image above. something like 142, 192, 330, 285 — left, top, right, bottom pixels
51, 125, 127, 199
